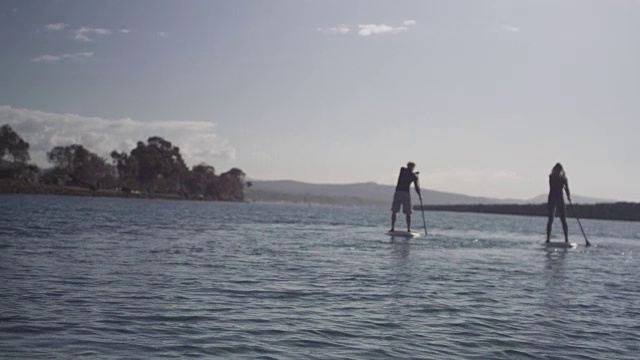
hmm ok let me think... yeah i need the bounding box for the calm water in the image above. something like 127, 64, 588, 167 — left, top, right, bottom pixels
1, 194, 639, 359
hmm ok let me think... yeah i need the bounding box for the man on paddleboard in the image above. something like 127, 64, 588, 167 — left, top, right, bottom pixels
390, 162, 422, 232
546, 162, 571, 243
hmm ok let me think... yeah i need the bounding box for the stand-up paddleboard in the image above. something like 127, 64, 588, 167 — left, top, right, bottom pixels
386, 231, 421, 238
544, 242, 577, 249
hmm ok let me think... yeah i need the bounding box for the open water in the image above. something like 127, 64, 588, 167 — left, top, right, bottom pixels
1, 194, 639, 359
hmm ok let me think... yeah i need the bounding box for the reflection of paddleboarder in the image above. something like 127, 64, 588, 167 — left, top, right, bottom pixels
390, 162, 421, 233
546, 163, 571, 243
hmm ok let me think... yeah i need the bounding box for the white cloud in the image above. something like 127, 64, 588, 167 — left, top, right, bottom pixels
0, 106, 235, 168
44, 24, 129, 39
318, 20, 416, 37
357, 20, 416, 36
502, 24, 520, 33
358, 24, 401, 36
31, 52, 94, 63
73, 26, 112, 42
45, 23, 69, 31
158, 31, 169, 38
31, 54, 61, 62
317, 25, 350, 35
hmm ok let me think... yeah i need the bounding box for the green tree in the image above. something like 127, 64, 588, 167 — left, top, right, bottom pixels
185, 163, 217, 198
110, 150, 139, 190
218, 167, 246, 201
130, 136, 188, 194
47, 144, 114, 188
0, 124, 31, 164
183, 163, 247, 200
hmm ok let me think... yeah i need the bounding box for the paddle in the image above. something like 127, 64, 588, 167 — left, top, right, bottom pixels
418, 194, 428, 236
568, 199, 591, 247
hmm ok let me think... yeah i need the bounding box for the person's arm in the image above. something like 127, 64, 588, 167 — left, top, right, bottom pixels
565, 178, 571, 201
414, 176, 422, 199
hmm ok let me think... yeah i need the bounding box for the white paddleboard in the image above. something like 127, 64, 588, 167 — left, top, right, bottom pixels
544, 242, 577, 249
386, 231, 421, 238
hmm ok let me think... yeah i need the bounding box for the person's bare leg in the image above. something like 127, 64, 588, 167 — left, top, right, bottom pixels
391, 212, 397, 232
546, 202, 555, 243
559, 203, 569, 242
561, 216, 569, 243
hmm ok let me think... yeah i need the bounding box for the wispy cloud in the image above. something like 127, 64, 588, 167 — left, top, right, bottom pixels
317, 25, 350, 35
318, 20, 417, 37
31, 52, 94, 63
502, 24, 520, 33
158, 31, 169, 38
45, 23, 69, 31
0, 106, 235, 167
358, 20, 417, 36
44, 24, 129, 40
73, 26, 112, 42
31, 55, 61, 63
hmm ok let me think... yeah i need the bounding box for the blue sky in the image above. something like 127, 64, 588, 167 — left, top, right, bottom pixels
1, 0, 639, 201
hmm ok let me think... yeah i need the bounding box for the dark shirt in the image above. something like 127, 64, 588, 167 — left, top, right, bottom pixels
549, 174, 567, 200
395, 167, 418, 192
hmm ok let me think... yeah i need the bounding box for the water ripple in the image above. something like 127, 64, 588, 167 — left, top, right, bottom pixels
1, 195, 640, 358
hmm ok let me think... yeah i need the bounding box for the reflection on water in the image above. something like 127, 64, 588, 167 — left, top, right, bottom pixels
542, 247, 569, 305
389, 237, 412, 260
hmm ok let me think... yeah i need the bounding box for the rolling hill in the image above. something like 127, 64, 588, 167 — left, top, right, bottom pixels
245, 180, 614, 206
246, 180, 521, 206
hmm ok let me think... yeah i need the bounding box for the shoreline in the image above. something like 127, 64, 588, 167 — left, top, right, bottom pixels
0, 180, 229, 202
417, 203, 640, 223
4, 180, 639, 222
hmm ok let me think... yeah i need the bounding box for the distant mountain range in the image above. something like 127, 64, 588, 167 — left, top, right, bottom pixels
245, 180, 615, 206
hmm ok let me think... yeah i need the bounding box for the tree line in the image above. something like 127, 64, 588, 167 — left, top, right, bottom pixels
0, 124, 248, 201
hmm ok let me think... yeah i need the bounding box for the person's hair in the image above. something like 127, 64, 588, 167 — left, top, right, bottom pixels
407, 162, 416, 169
551, 162, 565, 178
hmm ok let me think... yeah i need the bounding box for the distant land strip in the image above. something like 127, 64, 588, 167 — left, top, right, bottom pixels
416, 203, 640, 222
0, 180, 227, 201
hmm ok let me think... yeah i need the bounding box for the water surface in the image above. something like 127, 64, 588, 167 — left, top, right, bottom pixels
1, 195, 639, 359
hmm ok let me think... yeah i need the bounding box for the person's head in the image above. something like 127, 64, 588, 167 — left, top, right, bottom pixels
551, 162, 565, 177
407, 162, 416, 171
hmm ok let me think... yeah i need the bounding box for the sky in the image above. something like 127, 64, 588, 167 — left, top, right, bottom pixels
1, 0, 639, 201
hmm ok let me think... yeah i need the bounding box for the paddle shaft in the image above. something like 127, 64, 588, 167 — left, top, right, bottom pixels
569, 199, 590, 246
419, 195, 428, 236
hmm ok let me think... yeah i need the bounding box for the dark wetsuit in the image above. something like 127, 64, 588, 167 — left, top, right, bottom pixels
547, 174, 568, 219
396, 167, 418, 192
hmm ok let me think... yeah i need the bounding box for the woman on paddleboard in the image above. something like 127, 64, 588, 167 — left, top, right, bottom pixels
546, 163, 571, 243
